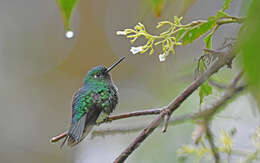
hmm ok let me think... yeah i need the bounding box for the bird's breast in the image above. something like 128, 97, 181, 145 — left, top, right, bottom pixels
96, 85, 118, 114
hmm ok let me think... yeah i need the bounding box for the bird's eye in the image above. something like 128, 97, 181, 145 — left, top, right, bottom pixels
94, 74, 100, 78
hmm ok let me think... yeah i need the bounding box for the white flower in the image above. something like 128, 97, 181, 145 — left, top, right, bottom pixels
130, 46, 143, 55
159, 53, 167, 62
116, 31, 127, 35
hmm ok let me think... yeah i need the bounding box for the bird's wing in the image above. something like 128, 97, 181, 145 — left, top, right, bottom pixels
61, 88, 102, 147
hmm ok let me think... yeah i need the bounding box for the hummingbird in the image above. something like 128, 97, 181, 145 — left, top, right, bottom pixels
61, 57, 125, 147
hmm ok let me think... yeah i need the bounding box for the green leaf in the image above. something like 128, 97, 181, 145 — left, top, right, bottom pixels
199, 82, 213, 104
57, 0, 79, 30
204, 32, 213, 49
222, 0, 232, 11
240, 0, 260, 108
217, 10, 229, 18
175, 28, 187, 41
182, 19, 217, 45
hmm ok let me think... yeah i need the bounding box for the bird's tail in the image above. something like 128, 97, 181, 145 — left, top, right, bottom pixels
60, 115, 93, 148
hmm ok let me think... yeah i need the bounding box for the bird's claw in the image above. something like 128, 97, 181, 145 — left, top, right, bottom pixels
96, 117, 112, 126
104, 117, 112, 123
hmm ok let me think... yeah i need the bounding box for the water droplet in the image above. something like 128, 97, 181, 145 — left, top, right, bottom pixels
65, 30, 74, 39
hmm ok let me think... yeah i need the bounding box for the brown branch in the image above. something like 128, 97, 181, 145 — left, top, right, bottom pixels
91, 85, 246, 138
113, 49, 235, 163
107, 108, 162, 121
50, 108, 162, 143
50, 131, 68, 143
228, 71, 243, 88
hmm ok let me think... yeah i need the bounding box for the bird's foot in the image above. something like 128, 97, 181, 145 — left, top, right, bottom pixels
104, 117, 112, 123
96, 117, 111, 126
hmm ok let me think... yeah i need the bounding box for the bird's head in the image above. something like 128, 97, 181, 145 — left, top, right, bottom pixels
84, 66, 110, 84
83, 57, 125, 85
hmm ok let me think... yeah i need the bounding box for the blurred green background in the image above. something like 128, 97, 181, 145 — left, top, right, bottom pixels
0, 0, 259, 162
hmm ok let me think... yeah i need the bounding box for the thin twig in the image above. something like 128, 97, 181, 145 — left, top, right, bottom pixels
50, 131, 68, 143
107, 108, 162, 121
182, 16, 244, 28
50, 108, 162, 143
216, 17, 245, 25
161, 113, 170, 133
205, 124, 220, 163
228, 71, 243, 88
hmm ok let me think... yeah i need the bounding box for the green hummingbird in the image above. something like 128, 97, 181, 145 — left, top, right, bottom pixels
61, 57, 125, 147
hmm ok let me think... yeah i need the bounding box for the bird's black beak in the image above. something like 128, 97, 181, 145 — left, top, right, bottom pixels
106, 56, 126, 73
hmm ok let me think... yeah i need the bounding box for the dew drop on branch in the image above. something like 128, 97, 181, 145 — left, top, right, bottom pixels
65, 30, 74, 39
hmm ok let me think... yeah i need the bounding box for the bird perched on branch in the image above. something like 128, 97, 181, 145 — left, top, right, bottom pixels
61, 57, 125, 147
